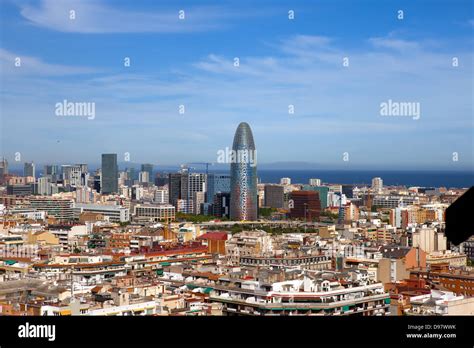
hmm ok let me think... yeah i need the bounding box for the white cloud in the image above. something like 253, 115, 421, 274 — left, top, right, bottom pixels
1, 33, 472, 166
19, 0, 227, 33
0, 48, 98, 76
369, 37, 420, 51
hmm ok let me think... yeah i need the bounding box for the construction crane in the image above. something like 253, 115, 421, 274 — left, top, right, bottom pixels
185, 162, 214, 175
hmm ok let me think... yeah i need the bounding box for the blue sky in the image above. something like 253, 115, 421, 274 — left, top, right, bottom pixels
0, 0, 473, 170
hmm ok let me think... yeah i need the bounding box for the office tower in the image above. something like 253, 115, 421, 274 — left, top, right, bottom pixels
302, 185, 329, 209
342, 184, 354, 199
141, 164, 153, 183
230, 122, 258, 221
24, 162, 35, 178
118, 171, 127, 187
44, 164, 60, 182
93, 173, 101, 193
139, 171, 150, 184
80, 172, 89, 187
62, 165, 85, 186
37, 176, 52, 195
214, 192, 231, 218
207, 173, 231, 203
192, 191, 206, 215
154, 189, 169, 204
154, 173, 167, 186
289, 191, 321, 221
77, 164, 88, 174
126, 167, 138, 183
372, 177, 383, 193
264, 184, 285, 209
280, 177, 291, 185
131, 185, 144, 200
181, 173, 206, 214
309, 178, 321, 186
168, 173, 182, 206
101, 154, 118, 194
0, 157, 9, 178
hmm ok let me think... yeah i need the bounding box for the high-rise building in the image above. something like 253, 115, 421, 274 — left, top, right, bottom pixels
44, 164, 60, 182
154, 189, 169, 204
93, 173, 101, 193
168, 173, 182, 206
62, 165, 82, 186
342, 184, 354, 198
126, 167, 138, 185
302, 185, 329, 209
214, 192, 231, 218
280, 177, 291, 185
141, 164, 153, 183
180, 173, 206, 214
24, 162, 35, 178
37, 176, 52, 195
289, 191, 321, 221
0, 157, 9, 180
309, 178, 321, 186
101, 154, 118, 194
230, 122, 258, 221
207, 173, 231, 203
138, 171, 150, 184
264, 184, 284, 209
192, 191, 206, 215
372, 177, 383, 193
154, 173, 167, 186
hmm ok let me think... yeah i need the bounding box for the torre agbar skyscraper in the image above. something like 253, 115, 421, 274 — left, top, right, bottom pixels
230, 122, 258, 221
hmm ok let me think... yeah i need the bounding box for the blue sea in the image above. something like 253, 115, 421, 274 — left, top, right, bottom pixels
213, 169, 473, 188
16, 167, 474, 189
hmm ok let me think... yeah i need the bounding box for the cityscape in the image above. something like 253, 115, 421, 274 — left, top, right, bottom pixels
0, 121, 472, 318
0, 0, 473, 345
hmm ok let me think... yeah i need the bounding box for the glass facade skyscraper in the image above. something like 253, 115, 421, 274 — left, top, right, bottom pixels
101, 154, 118, 194
230, 122, 258, 221
207, 173, 231, 203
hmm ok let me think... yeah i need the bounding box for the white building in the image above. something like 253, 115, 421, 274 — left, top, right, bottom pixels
309, 178, 321, 186
154, 189, 169, 204
412, 227, 447, 253
139, 171, 150, 184
192, 191, 205, 215
406, 290, 474, 315
371, 177, 383, 193
37, 177, 52, 196
62, 165, 83, 187
133, 204, 175, 222
280, 177, 291, 185
74, 203, 130, 223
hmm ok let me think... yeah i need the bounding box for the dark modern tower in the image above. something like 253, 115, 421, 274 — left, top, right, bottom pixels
168, 173, 182, 206
230, 122, 258, 221
24, 162, 35, 178
101, 154, 118, 194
